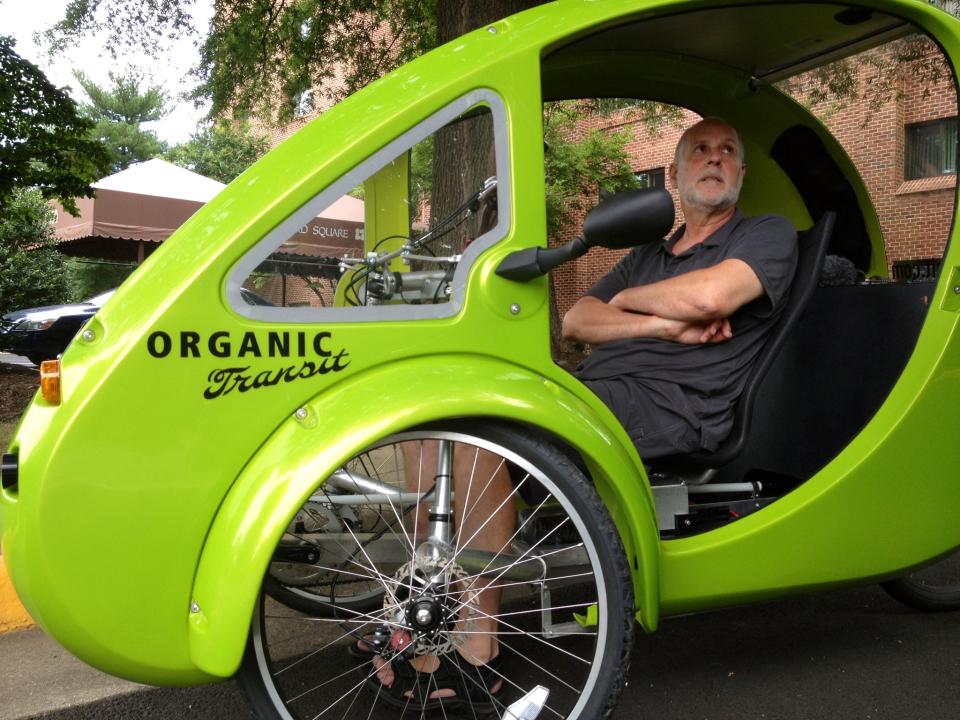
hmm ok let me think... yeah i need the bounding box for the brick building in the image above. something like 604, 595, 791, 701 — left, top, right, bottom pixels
552, 37, 958, 319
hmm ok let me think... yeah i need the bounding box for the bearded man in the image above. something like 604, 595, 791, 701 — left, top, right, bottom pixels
563, 117, 798, 459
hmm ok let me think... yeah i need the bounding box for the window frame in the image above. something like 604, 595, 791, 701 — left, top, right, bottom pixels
599, 167, 665, 201
227, 89, 511, 323
634, 167, 666, 190
904, 117, 958, 180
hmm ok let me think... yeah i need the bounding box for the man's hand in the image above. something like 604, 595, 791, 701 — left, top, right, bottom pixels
655, 316, 733, 344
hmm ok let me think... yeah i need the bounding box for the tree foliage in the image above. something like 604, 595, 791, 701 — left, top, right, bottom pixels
43, 0, 196, 59
0, 36, 111, 215
166, 120, 270, 183
203, 1, 442, 121
65, 258, 136, 302
0, 188, 72, 316
544, 102, 640, 237
74, 70, 168, 172
779, 35, 951, 122
46, 1, 548, 122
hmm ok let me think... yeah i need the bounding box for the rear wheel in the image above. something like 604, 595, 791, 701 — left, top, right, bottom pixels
881, 549, 960, 611
237, 420, 635, 719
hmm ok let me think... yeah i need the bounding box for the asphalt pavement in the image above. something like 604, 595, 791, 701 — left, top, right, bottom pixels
2, 582, 959, 720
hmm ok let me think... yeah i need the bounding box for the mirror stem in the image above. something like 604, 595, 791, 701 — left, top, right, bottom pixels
495, 236, 588, 281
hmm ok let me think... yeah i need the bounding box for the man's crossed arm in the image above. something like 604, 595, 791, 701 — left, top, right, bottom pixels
562, 258, 763, 346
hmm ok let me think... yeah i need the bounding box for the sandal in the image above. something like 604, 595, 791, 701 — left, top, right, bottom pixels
350, 628, 413, 660
347, 635, 376, 660
368, 652, 503, 713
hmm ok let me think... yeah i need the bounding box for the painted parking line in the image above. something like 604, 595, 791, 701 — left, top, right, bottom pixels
0, 557, 34, 634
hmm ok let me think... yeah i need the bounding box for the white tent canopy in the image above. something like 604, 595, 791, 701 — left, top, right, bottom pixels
92, 159, 226, 202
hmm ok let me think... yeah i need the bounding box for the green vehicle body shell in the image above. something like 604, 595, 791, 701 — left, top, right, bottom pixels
1, 0, 960, 686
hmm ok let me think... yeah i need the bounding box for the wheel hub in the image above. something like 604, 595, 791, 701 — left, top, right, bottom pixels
388, 559, 479, 656
408, 598, 444, 633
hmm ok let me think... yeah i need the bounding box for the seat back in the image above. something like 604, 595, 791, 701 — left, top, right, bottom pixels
663, 211, 836, 470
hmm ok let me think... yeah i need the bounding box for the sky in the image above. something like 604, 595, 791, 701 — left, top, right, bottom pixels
2, 0, 213, 145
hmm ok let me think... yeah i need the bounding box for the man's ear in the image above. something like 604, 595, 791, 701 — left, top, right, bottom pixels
668, 162, 678, 187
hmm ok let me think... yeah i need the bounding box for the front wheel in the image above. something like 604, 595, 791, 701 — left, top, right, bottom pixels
881, 549, 960, 611
237, 420, 635, 720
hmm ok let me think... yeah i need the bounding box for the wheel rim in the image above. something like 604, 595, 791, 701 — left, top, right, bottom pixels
248, 429, 619, 719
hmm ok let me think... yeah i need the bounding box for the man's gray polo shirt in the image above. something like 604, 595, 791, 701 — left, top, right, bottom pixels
578, 209, 797, 454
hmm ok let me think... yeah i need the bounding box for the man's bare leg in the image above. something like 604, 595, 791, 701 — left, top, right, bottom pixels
373, 440, 514, 694
449, 442, 515, 665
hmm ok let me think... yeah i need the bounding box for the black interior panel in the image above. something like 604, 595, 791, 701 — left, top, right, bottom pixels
771, 126, 872, 271
714, 280, 932, 483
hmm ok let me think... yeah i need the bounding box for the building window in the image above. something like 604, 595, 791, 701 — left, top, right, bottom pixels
892, 258, 940, 282
634, 167, 666, 189
600, 167, 665, 200
905, 118, 958, 179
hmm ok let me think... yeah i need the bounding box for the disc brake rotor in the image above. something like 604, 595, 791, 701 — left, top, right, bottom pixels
386, 559, 480, 656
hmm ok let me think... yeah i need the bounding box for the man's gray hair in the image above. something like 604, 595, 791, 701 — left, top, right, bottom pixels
673, 117, 745, 166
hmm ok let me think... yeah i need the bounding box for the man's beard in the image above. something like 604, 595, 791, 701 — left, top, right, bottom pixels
678, 170, 743, 212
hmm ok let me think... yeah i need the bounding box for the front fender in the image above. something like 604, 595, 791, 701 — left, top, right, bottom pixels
187, 354, 660, 677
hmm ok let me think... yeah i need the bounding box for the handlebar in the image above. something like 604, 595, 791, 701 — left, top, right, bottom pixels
338, 176, 496, 306
355, 268, 458, 305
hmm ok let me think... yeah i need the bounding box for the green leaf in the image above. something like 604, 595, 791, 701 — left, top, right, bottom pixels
0, 36, 112, 214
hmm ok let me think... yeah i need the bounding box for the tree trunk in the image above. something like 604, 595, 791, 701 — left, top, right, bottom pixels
429, 1, 547, 252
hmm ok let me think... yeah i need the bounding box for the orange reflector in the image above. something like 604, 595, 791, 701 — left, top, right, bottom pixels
39, 360, 62, 405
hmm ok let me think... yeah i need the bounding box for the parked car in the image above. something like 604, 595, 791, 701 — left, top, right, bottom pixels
0, 288, 272, 367
0, 290, 115, 366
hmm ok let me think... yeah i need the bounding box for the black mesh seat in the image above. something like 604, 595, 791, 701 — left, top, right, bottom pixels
653, 211, 836, 477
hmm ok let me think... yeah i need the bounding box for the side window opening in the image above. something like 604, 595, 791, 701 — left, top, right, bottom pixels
228, 90, 508, 322
778, 33, 956, 281
730, 32, 957, 494
539, 7, 957, 535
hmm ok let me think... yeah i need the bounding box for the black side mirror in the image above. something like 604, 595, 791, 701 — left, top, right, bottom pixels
583, 188, 675, 249
496, 188, 675, 281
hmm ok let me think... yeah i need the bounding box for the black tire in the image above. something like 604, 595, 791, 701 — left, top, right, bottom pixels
25, 353, 46, 366
881, 549, 960, 611
237, 420, 635, 720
